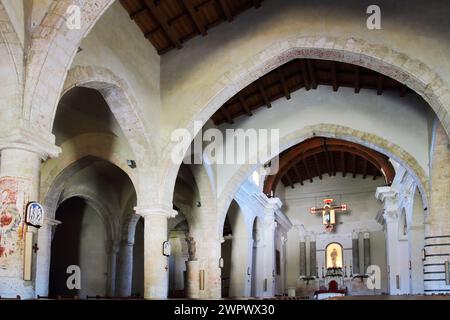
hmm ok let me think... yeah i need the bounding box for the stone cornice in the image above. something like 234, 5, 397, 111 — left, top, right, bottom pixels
275, 209, 293, 233
0, 127, 61, 159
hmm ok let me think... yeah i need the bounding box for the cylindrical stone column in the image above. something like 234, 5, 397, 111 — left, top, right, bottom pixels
185, 260, 200, 298
136, 207, 177, 299
0, 148, 42, 299
116, 241, 134, 297
106, 240, 120, 296
424, 122, 450, 293
352, 232, 360, 275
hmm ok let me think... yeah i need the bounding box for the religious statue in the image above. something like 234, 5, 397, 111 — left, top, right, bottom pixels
185, 235, 197, 261
330, 248, 338, 268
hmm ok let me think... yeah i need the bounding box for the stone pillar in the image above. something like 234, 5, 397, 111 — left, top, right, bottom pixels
135, 207, 177, 299
352, 232, 360, 275
106, 240, 120, 296
299, 241, 307, 276
35, 217, 60, 296
0, 135, 59, 299
383, 211, 402, 294
185, 260, 200, 298
116, 214, 140, 297
116, 241, 134, 297
363, 232, 371, 274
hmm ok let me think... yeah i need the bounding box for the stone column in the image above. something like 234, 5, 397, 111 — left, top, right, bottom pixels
135, 207, 177, 299
185, 260, 200, 298
116, 241, 134, 297
116, 214, 140, 297
0, 134, 59, 299
106, 240, 120, 296
352, 232, 360, 275
35, 217, 60, 297
383, 211, 401, 294
424, 122, 450, 294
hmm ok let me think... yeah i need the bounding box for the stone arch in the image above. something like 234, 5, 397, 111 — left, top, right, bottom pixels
216, 124, 429, 237
59, 190, 118, 243
0, 1, 23, 131
160, 36, 450, 208
25, 0, 114, 133
41, 133, 139, 221
61, 65, 156, 163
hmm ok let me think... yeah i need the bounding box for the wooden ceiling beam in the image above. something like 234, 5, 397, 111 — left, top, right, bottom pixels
306, 60, 318, 89
130, 6, 147, 20
354, 66, 360, 93
299, 60, 311, 90
340, 151, 346, 177
377, 74, 383, 95
362, 158, 368, 179
329, 150, 335, 176
313, 154, 322, 180
285, 173, 295, 189
278, 69, 291, 100
218, 0, 233, 21
264, 137, 395, 194
257, 81, 272, 108
144, 0, 182, 49
220, 107, 234, 124
292, 165, 304, 186
331, 61, 338, 92
302, 159, 313, 183
181, 0, 207, 36
238, 93, 253, 116
352, 154, 357, 178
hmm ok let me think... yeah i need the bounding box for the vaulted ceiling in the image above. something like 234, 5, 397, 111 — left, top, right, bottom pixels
120, 0, 263, 54
263, 137, 395, 196
212, 58, 412, 125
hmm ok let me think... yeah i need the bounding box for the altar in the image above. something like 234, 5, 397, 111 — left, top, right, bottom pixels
314, 268, 347, 300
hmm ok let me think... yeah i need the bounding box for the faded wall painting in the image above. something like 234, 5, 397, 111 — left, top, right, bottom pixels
0, 177, 27, 276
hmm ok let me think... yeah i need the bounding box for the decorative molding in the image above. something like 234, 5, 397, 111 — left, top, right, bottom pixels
0, 127, 61, 159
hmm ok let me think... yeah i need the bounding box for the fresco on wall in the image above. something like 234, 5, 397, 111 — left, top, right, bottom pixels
0, 177, 27, 276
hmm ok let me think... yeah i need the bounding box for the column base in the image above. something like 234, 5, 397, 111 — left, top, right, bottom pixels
185, 260, 200, 298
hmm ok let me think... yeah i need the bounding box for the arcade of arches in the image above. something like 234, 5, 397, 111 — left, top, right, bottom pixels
0, 0, 449, 300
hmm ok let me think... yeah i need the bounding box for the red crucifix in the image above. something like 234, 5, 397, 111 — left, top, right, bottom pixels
310, 198, 348, 233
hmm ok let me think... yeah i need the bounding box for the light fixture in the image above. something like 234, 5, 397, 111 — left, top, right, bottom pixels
127, 160, 136, 169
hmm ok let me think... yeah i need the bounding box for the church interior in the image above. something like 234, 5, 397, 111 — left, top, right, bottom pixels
0, 0, 449, 301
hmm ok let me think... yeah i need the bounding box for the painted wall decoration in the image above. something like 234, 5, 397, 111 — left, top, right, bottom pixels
0, 177, 28, 276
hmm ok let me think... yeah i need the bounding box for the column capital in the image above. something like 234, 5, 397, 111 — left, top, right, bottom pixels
0, 127, 61, 160
134, 206, 178, 218
375, 186, 397, 202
